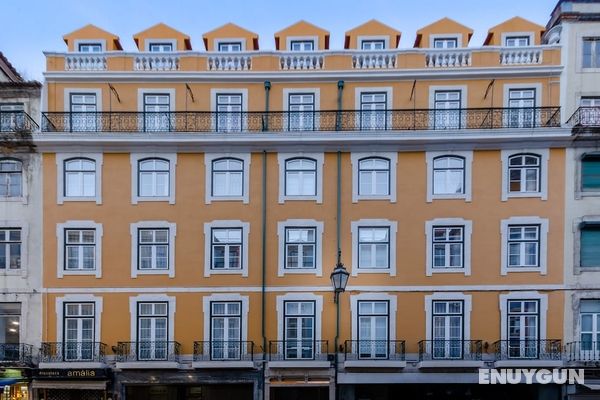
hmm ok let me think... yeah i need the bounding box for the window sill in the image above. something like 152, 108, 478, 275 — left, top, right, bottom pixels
427, 267, 469, 275
502, 267, 544, 274
133, 269, 174, 278
133, 196, 175, 204
576, 266, 600, 274
0, 197, 25, 203
354, 195, 395, 203
60, 196, 101, 203
353, 268, 393, 276
505, 192, 544, 199
205, 269, 248, 277
279, 195, 320, 203
576, 191, 600, 199
0, 270, 23, 276
429, 194, 470, 202
279, 268, 321, 276
60, 269, 101, 278
207, 196, 247, 203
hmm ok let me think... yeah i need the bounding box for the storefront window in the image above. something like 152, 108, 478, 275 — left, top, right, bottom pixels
0, 303, 20, 344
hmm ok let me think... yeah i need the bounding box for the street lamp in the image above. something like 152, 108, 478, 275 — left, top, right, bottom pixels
331, 250, 349, 400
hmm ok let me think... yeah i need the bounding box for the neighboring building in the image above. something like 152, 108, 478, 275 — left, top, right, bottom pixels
0, 52, 42, 399
32, 4, 600, 400
546, 1, 600, 399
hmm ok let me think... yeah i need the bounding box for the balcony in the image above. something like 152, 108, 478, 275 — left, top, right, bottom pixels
568, 107, 600, 135
0, 343, 33, 366
343, 340, 406, 368
493, 339, 562, 368
116, 341, 181, 369
268, 340, 330, 368
192, 340, 256, 369
1, 111, 39, 133
418, 340, 483, 368
565, 341, 600, 364
39, 342, 107, 368
41, 107, 561, 134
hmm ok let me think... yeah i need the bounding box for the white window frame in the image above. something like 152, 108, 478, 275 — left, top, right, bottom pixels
56, 221, 102, 278
425, 218, 473, 276
210, 89, 249, 131
145, 39, 177, 52
130, 221, 176, 278
500, 216, 549, 275
276, 293, 323, 342
283, 88, 320, 131
277, 219, 324, 277
277, 153, 324, 204
0, 220, 28, 277
357, 36, 389, 50
500, 148, 549, 201
64, 89, 102, 112
425, 292, 472, 342
351, 152, 397, 203
286, 36, 319, 51
354, 87, 393, 130
428, 85, 467, 129
499, 292, 548, 341
351, 219, 397, 276
579, 34, 600, 71
129, 294, 175, 342
350, 292, 397, 342
202, 293, 249, 342
503, 83, 542, 110
56, 153, 103, 204
203, 220, 250, 277
430, 34, 462, 48
137, 89, 175, 132
56, 295, 103, 345
204, 153, 251, 204
425, 151, 473, 202
130, 153, 177, 204
573, 216, 600, 273
73, 40, 106, 52
214, 38, 246, 52
0, 156, 28, 205
501, 32, 534, 47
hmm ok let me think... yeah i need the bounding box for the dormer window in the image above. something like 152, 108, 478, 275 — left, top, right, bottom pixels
433, 38, 458, 49
149, 42, 174, 52
218, 42, 242, 52
505, 36, 530, 47
290, 40, 315, 51
78, 43, 102, 53
361, 40, 386, 50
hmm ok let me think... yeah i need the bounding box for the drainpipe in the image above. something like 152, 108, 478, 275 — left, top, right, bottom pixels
263, 81, 271, 132
261, 150, 267, 400
336, 80, 344, 131
334, 150, 342, 400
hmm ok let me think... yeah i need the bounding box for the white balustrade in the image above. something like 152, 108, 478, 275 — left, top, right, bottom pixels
207, 55, 252, 71
425, 50, 472, 67
279, 54, 324, 70
134, 55, 180, 71
500, 48, 543, 65
65, 55, 107, 71
352, 53, 397, 69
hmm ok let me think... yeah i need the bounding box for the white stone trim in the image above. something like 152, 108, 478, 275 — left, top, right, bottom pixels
56, 294, 103, 343
73, 40, 107, 52
425, 151, 473, 202
425, 218, 472, 276
130, 221, 176, 278
202, 293, 249, 342
350, 292, 397, 341
502, 83, 542, 108
351, 219, 398, 276
56, 221, 103, 278
203, 220, 250, 277
500, 216, 549, 275
56, 153, 103, 204
501, 32, 535, 47
573, 216, 600, 272
0, 220, 29, 277
276, 293, 323, 341
286, 36, 319, 50
500, 148, 549, 201
129, 294, 176, 341
64, 88, 102, 112
204, 153, 251, 204
429, 34, 462, 48
277, 219, 324, 277
214, 38, 246, 51
0, 155, 30, 205
425, 292, 472, 341
282, 88, 321, 130
357, 35, 390, 50
277, 152, 324, 204
130, 153, 177, 204
136, 88, 176, 112
354, 87, 393, 129
499, 292, 548, 341
210, 88, 249, 131
144, 39, 177, 51
350, 152, 398, 203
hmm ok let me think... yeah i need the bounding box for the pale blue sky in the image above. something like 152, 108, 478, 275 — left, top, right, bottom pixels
2, 0, 558, 81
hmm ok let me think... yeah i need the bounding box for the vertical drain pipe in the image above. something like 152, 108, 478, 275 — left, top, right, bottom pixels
261, 80, 270, 400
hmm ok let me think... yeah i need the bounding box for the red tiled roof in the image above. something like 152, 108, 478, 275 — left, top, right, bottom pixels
0, 52, 23, 82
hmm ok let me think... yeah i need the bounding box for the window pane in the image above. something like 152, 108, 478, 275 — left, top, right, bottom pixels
582, 228, 600, 267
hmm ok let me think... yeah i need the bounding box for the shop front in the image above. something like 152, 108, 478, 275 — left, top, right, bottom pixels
0, 368, 31, 400
31, 368, 111, 400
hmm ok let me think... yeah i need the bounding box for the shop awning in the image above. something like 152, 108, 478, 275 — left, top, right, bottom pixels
31, 380, 107, 390
0, 379, 19, 388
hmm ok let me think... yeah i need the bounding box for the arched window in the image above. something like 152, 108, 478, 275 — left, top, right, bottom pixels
508, 154, 540, 193
432, 156, 465, 195
138, 158, 170, 197
0, 159, 22, 197
358, 157, 390, 196
212, 158, 243, 197
285, 158, 316, 196
64, 158, 96, 197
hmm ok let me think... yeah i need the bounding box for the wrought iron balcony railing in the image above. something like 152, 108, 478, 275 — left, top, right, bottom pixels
116, 341, 181, 363
268, 340, 329, 361
567, 106, 600, 128
565, 341, 600, 362
0, 343, 33, 365
0, 111, 39, 132
418, 340, 483, 361
344, 340, 405, 361
41, 107, 561, 133
493, 339, 562, 361
193, 340, 255, 362
40, 341, 107, 363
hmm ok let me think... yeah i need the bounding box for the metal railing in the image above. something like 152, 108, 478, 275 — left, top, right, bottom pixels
193, 340, 255, 362
41, 107, 561, 133
0, 343, 33, 365
40, 342, 107, 363
268, 340, 328, 361
116, 341, 181, 362
418, 340, 482, 361
565, 341, 600, 362
567, 106, 600, 128
493, 339, 562, 361
0, 111, 39, 132
344, 340, 405, 361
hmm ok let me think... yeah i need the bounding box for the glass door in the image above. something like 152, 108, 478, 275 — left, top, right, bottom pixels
432, 301, 463, 359
284, 301, 314, 359
138, 302, 168, 360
